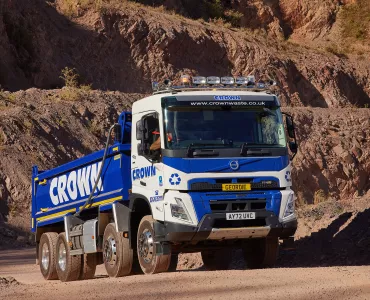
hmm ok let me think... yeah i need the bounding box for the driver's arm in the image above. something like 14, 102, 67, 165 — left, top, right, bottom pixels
150, 136, 161, 151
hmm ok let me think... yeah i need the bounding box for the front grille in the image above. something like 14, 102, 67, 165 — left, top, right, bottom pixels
209, 200, 266, 213
191, 180, 279, 191
213, 219, 266, 228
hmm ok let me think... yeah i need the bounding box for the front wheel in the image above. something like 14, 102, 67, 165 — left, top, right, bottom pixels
201, 249, 232, 271
137, 215, 171, 274
242, 237, 279, 269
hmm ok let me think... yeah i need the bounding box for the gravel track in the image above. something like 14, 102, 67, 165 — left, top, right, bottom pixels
1, 248, 370, 300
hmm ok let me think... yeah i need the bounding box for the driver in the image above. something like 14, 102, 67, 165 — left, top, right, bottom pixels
150, 129, 161, 151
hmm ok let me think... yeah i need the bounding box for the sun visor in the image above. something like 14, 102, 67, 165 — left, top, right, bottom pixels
163, 95, 280, 107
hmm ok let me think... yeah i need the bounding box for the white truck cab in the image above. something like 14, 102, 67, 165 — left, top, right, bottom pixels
129, 77, 297, 271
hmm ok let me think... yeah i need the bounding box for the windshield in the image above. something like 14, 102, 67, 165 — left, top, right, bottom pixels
163, 105, 287, 150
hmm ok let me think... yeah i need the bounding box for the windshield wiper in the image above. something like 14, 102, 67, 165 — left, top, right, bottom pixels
187, 143, 225, 157
260, 108, 276, 117
240, 143, 273, 156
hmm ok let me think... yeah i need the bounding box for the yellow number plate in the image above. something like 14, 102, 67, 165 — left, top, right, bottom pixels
222, 183, 251, 191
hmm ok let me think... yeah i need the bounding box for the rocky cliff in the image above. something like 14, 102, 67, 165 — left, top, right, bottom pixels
0, 0, 369, 231
0, 1, 369, 106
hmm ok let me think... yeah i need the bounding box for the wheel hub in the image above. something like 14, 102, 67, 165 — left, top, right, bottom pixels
58, 243, 67, 272
103, 236, 117, 266
41, 243, 50, 271
138, 229, 154, 263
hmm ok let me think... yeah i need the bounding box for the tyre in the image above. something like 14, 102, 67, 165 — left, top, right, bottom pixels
242, 237, 279, 269
39, 232, 59, 280
137, 215, 171, 275
103, 223, 133, 277
201, 249, 232, 271
55, 233, 82, 282
79, 253, 97, 280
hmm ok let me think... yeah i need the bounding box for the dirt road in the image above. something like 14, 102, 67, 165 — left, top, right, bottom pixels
1, 248, 370, 300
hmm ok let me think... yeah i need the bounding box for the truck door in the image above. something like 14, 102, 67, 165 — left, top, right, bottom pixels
131, 111, 165, 222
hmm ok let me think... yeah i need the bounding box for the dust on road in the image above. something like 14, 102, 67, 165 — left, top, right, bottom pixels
1, 248, 370, 300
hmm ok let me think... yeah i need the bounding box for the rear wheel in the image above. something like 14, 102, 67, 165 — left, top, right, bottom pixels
201, 249, 232, 271
39, 232, 58, 280
56, 233, 81, 282
242, 237, 279, 269
137, 215, 171, 274
103, 223, 133, 277
79, 253, 97, 280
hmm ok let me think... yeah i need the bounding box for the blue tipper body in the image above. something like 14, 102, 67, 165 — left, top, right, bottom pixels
31, 112, 132, 232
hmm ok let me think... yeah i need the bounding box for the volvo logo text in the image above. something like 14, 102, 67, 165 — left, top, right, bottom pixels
229, 160, 239, 171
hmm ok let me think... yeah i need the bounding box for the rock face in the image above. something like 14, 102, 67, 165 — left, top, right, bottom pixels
284, 107, 370, 204
0, 0, 369, 231
0, 0, 369, 107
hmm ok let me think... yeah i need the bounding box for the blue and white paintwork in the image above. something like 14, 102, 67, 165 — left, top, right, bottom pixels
31, 90, 296, 236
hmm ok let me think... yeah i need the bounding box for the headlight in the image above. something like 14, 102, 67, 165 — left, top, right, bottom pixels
170, 198, 192, 222
283, 193, 295, 218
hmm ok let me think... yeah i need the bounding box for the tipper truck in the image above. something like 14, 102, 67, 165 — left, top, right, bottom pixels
31, 75, 298, 282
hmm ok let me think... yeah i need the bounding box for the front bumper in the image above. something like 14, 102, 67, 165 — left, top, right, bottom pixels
154, 211, 297, 243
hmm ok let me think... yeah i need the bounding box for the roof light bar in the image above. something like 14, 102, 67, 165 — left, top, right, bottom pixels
151, 74, 278, 94
235, 76, 248, 85
207, 76, 221, 85
193, 76, 207, 86
221, 76, 235, 85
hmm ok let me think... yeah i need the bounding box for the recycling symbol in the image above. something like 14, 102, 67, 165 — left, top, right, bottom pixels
169, 173, 181, 186
285, 171, 291, 182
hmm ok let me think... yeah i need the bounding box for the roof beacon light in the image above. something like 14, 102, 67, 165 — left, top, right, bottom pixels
235, 76, 248, 85
247, 75, 256, 86
221, 77, 235, 85
193, 76, 207, 86
257, 82, 266, 89
163, 79, 172, 87
180, 75, 191, 86
207, 76, 221, 85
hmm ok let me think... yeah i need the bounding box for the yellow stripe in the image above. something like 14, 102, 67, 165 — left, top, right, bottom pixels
40, 208, 48, 212
39, 179, 47, 185
34, 177, 39, 181
114, 154, 121, 160
80, 196, 123, 210
36, 196, 122, 222
36, 208, 76, 222
113, 147, 119, 151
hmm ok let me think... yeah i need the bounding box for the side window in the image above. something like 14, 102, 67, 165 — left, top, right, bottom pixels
137, 113, 160, 161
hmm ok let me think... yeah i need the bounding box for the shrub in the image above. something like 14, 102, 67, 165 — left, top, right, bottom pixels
314, 189, 328, 204
206, 0, 224, 19
224, 9, 243, 27
80, 84, 92, 91
60, 67, 79, 88
60, 88, 81, 101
